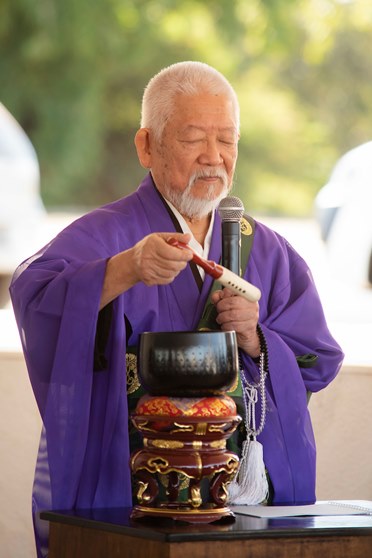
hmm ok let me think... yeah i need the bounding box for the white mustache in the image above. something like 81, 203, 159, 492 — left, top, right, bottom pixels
188, 167, 228, 188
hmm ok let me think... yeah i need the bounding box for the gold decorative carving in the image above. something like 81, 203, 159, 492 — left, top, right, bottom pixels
137, 481, 150, 503
151, 439, 184, 450
195, 452, 202, 473
212, 460, 239, 476
173, 422, 194, 432
209, 440, 226, 449
133, 420, 160, 434
130, 407, 241, 522
126, 352, 140, 394
208, 423, 228, 433
219, 483, 229, 503
226, 456, 238, 469
195, 422, 208, 435
147, 456, 169, 473
190, 485, 202, 508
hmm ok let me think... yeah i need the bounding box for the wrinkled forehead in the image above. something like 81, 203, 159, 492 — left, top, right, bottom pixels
168, 92, 238, 131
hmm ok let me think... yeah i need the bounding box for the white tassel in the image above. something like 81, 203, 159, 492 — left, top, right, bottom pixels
228, 438, 269, 505
229, 342, 269, 505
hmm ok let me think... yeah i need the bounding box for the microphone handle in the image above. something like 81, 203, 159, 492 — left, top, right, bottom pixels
221, 221, 241, 276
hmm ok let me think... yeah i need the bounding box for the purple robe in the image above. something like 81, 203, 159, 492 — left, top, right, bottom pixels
10, 174, 344, 557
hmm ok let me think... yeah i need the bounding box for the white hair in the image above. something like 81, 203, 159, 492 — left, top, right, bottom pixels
140, 61, 240, 140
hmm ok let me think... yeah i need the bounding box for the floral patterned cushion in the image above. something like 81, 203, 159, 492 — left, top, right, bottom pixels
135, 393, 237, 418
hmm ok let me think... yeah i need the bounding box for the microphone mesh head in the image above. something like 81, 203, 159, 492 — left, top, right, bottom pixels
218, 196, 245, 222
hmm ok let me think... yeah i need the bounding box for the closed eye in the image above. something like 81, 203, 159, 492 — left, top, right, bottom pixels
219, 139, 236, 145
180, 139, 204, 144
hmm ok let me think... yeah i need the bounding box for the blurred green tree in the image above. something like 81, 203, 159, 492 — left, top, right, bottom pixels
1, 0, 372, 214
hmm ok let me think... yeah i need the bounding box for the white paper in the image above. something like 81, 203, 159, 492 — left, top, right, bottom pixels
231, 500, 372, 518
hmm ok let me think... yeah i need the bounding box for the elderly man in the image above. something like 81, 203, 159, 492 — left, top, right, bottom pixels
10, 61, 343, 558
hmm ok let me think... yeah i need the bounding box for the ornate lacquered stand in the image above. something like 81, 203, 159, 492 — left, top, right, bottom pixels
130, 394, 241, 523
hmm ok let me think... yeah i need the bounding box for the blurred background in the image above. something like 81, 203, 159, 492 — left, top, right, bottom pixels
1, 1, 372, 556
1, 0, 372, 213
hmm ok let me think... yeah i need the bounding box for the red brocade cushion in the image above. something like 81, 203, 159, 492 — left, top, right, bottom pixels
135, 394, 237, 418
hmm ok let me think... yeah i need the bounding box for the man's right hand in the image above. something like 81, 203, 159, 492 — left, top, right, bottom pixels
99, 232, 193, 309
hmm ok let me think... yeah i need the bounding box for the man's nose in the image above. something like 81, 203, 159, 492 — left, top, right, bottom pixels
198, 139, 223, 165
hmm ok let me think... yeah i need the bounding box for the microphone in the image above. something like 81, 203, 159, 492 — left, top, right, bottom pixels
218, 196, 245, 276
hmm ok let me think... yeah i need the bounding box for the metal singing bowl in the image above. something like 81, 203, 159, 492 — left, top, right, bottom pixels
138, 330, 239, 397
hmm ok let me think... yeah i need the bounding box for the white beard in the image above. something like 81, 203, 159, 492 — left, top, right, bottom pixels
162, 168, 231, 219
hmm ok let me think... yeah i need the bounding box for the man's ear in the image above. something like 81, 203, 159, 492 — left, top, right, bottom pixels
134, 128, 152, 169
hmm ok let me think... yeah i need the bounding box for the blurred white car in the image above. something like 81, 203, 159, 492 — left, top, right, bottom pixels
314, 141, 372, 287
0, 103, 46, 304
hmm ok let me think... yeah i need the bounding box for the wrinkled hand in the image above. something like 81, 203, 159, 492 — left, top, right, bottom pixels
131, 232, 193, 286
100, 232, 193, 309
211, 287, 261, 357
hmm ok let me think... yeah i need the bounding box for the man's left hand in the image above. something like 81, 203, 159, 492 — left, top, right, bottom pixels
211, 288, 261, 358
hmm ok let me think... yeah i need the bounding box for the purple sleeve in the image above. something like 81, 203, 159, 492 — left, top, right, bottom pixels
239, 223, 344, 505
10, 224, 133, 557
